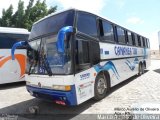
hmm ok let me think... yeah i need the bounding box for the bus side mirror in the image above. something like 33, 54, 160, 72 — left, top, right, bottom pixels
11, 41, 28, 60
56, 26, 74, 53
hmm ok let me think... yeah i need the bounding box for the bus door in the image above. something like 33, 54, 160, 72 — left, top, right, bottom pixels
74, 11, 100, 104
74, 33, 100, 104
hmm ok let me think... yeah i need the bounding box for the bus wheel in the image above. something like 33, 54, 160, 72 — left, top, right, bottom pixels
138, 63, 144, 75
138, 64, 142, 75
142, 63, 145, 74
94, 73, 107, 100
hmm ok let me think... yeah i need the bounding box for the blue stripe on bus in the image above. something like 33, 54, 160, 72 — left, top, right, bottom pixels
125, 57, 139, 71
94, 61, 120, 80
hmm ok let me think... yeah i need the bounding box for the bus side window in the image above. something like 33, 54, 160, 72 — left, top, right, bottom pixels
77, 12, 98, 38
127, 31, 133, 45
142, 37, 145, 47
147, 39, 150, 48
99, 19, 115, 43
116, 26, 126, 44
131, 33, 135, 46
125, 31, 128, 44
140, 37, 144, 47
89, 41, 100, 65
134, 34, 138, 46
0, 33, 18, 48
75, 40, 90, 72
140, 37, 143, 47
137, 35, 141, 47
0, 33, 28, 49
145, 38, 148, 48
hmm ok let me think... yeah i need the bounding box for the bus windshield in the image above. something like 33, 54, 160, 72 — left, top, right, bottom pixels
28, 10, 75, 75
29, 10, 75, 40
0, 33, 29, 49
28, 35, 72, 75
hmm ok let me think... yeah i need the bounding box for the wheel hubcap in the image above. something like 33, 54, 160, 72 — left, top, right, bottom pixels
97, 78, 107, 95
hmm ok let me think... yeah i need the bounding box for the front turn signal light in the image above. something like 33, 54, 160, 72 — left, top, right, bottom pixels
52, 85, 71, 91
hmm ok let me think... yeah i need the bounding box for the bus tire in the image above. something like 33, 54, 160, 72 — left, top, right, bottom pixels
138, 64, 142, 76
138, 63, 144, 75
94, 73, 107, 101
142, 63, 145, 74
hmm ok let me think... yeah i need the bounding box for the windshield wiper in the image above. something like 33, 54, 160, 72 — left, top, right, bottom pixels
42, 55, 52, 76
27, 48, 52, 76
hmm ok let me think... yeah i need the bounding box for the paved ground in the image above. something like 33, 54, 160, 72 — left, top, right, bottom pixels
0, 60, 160, 120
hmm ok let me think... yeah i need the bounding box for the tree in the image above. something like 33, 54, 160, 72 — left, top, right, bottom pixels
29, 0, 48, 25
0, 0, 57, 30
48, 6, 57, 15
24, 0, 56, 30
0, 5, 13, 27
12, 0, 25, 27
23, 0, 34, 30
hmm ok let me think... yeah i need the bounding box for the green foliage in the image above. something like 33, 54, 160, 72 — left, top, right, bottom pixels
0, 5, 13, 27
12, 0, 25, 27
0, 0, 57, 30
48, 6, 57, 15
28, 0, 48, 29
23, 0, 34, 30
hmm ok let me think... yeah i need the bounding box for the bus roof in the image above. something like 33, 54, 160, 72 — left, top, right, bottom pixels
33, 8, 124, 27
33, 8, 148, 39
34, 8, 75, 25
0, 27, 30, 34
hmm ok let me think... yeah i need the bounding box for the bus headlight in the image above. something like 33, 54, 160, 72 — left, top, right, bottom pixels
52, 85, 71, 91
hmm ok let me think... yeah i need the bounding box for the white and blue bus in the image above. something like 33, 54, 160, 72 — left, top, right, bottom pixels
0, 27, 29, 84
12, 9, 150, 105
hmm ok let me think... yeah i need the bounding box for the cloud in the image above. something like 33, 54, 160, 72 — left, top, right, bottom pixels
127, 17, 144, 24
54, 0, 106, 14
116, 0, 125, 9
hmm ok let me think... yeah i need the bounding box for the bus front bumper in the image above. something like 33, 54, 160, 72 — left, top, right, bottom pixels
26, 85, 77, 106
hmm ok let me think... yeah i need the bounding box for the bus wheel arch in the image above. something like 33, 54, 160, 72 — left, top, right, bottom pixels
93, 71, 110, 100
96, 71, 111, 90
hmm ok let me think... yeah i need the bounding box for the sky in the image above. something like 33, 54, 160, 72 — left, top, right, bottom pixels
0, 0, 160, 50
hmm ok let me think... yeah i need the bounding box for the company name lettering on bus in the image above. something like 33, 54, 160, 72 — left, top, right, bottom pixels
80, 73, 90, 80
114, 46, 137, 56
132, 48, 137, 55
